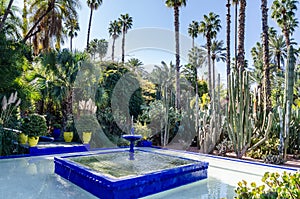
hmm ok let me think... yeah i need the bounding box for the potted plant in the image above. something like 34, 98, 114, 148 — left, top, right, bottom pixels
64, 115, 74, 142
134, 121, 152, 147
75, 115, 98, 144
52, 123, 61, 141
75, 98, 98, 144
22, 114, 47, 147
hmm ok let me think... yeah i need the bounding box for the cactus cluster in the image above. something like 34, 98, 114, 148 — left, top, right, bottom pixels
226, 68, 252, 159
199, 74, 224, 154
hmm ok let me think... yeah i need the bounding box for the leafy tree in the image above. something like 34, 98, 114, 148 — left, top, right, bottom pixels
96, 62, 143, 142
165, 0, 187, 110
86, 0, 102, 51
108, 20, 121, 62
119, 13, 133, 64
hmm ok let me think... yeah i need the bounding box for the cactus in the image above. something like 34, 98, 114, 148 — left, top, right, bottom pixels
226, 68, 252, 159
281, 46, 296, 160
248, 87, 273, 152
199, 74, 224, 153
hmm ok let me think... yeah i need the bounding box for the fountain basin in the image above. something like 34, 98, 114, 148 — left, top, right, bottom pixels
54, 150, 208, 199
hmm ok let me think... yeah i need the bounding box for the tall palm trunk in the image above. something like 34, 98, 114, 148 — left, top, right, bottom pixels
23, 2, 54, 42
0, 0, 15, 31
226, 0, 231, 76
192, 37, 195, 49
70, 36, 73, 52
212, 55, 216, 109
112, 36, 116, 61
237, 0, 246, 70
283, 24, 290, 48
174, 5, 181, 110
276, 53, 281, 70
195, 67, 199, 144
22, 0, 28, 38
261, 0, 271, 112
86, 8, 94, 51
234, 1, 238, 70
121, 27, 126, 63
206, 36, 212, 95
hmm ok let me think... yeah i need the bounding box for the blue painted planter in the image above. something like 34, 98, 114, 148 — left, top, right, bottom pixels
52, 128, 61, 140
137, 140, 152, 147
54, 150, 208, 199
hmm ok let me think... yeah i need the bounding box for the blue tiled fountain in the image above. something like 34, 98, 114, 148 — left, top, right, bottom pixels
54, 124, 209, 199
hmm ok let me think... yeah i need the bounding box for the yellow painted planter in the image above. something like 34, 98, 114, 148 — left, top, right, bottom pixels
64, 132, 73, 142
28, 136, 39, 147
82, 132, 92, 144
18, 133, 28, 144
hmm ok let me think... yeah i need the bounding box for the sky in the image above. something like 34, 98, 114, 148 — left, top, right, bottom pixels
14, 0, 300, 80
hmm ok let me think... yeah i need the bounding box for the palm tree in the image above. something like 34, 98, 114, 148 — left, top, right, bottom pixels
165, 0, 187, 110
24, 0, 80, 54
119, 13, 133, 64
65, 17, 80, 52
23, 0, 80, 43
0, 0, 15, 31
271, 0, 298, 48
108, 20, 121, 62
199, 12, 221, 94
269, 34, 286, 70
261, 0, 271, 111
237, 0, 246, 70
188, 21, 199, 48
226, 0, 231, 76
86, 0, 102, 51
209, 40, 226, 110
0, 1, 21, 39
185, 47, 207, 138
126, 58, 145, 76
211, 40, 226, 91
88, 38, 108, 61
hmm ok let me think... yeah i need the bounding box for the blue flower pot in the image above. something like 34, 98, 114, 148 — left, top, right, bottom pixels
52, 128, 61, 141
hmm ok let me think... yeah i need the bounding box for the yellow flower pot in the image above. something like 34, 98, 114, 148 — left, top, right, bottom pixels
28, 136, 39, 147
18, 133, 28, 144
64, 132, 73, 142
82, 132, 92, 144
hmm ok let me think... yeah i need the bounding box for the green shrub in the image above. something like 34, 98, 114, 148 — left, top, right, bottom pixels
22, 114, 47, 137
235, 171, 300, 199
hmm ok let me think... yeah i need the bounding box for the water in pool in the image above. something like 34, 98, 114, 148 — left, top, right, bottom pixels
0, 149, 294, 199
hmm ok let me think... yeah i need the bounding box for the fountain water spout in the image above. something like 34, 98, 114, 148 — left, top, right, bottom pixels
122, 116, 141, 155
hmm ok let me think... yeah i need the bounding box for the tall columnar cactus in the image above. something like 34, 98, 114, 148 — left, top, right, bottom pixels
226, 68, 252, 159
199, 74, 224, 153
282, 46, 296, 160
248, 87, 273, 151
